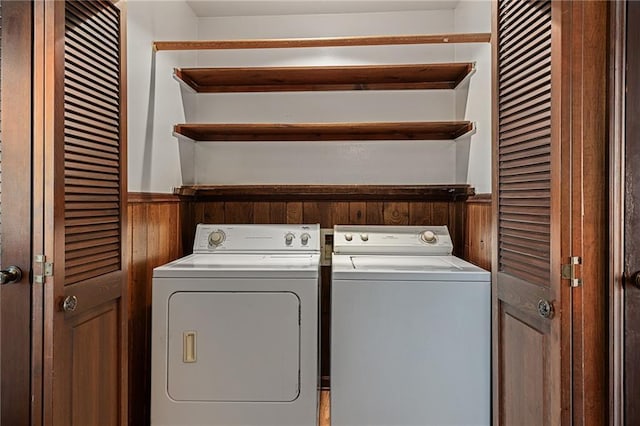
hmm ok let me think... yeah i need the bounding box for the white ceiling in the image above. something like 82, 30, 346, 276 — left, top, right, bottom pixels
186, 1, 461, 17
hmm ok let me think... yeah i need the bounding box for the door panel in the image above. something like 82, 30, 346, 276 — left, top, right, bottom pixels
0, 1, 33, 424
494, 1, 608, 424
71, 301, 120, 426
500, 307, 547, 426
493, 1, 560, 424
38, 0, 127, 424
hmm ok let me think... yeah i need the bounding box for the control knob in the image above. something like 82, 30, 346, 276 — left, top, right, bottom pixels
301, 233, 310, 245
421, 230, 437, 244
285, 233, 295, 246
208, 230, 225, 246
344, 233, 353, 242
360, 233, 369, 241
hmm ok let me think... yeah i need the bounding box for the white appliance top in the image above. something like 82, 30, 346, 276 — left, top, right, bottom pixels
193, 224, 320, 253
331, 254, 489, 281
154, 253, 320, 279
333, 225, 453, 255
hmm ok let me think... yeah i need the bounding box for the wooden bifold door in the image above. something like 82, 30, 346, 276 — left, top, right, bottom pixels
1, 1, 127, 424
493, 1, 607, 424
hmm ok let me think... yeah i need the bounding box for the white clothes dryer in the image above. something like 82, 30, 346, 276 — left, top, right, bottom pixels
331, 225, 490, 426
151, 224, 320, 426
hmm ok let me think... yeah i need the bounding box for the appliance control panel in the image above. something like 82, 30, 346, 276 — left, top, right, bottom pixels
193, 224, 320, 253
333, 225, 453, 255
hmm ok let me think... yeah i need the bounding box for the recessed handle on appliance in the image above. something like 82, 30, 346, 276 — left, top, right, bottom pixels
183, 331, 197, 363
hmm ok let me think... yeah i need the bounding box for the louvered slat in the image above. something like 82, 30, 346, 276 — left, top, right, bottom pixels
498, 0, 552, 286
64, 0, 121, 285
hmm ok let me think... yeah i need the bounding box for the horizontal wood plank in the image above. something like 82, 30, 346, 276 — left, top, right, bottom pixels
154, 33, 491, 51
174, 184, 474, 201
175, 63, 475, 92
173, 121, 475, 142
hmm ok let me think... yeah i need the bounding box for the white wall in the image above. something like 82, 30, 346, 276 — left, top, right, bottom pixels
127, 0, 198, 193
127, 2, 492, 192
190, 10, 467, 185
454, 0, 492, 193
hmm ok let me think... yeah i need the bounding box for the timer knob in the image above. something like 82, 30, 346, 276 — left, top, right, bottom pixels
344, 233, 353, 242
285, 233, 295, 246
421, 230, 437, 244
301, 233, 310, 245
208, 230, 225, 246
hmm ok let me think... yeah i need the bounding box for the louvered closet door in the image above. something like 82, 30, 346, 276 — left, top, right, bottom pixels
42, 0, 127, 424
493, 1, 562, 424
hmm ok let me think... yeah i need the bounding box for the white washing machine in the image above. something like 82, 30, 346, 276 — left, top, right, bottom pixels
331, 225, 490, 426
151, 224, 320, 426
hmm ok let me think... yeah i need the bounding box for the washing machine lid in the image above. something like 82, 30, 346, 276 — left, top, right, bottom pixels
154, 253, 320, 279
331, 254, 489, 282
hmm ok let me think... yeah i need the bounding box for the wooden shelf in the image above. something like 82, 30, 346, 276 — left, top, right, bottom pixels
174, 184, 474, 201
154, 33, 491, 51
174, 63, 475, 93
173, 121, 474, 142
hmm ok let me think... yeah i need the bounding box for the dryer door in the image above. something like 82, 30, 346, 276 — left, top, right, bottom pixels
167, 291, 300, 402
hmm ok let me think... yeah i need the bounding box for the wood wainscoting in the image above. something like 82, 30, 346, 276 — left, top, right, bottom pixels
465, 194, 492, 270
127, 186, 492, 424
127, 193, 183, 426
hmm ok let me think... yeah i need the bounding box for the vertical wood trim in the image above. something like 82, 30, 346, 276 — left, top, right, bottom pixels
32, 1, 46, 423
552, 1, 568, 423
43, 0, 67, 424
609, 1, 625, 424
118, 2, 128, 424
568, 2, 608, 424
491, 2, 500, 421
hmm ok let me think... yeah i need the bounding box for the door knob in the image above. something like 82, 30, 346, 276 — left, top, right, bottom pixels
0, 266, 22, 285
537, 299, 554, 319
62, 296, 78, 313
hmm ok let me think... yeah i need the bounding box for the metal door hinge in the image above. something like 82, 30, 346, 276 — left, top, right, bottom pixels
34, 255, 53, 284
561, 256, 582, 287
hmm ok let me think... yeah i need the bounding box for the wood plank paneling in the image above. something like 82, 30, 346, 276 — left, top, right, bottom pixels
127, 199, 181, 426
466, 195, 492, 270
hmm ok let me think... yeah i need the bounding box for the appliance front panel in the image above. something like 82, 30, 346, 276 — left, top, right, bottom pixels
167, 291, 300, 402
333, 225, 453, 255
193, 224, 320, 253
331, 278, 490, 425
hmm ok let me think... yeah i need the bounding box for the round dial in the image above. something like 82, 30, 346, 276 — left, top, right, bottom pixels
420, 230, 437, 244
285, 232, 295, 246
360, 233, 369, 241
208, 230, 226, 246
301, 233, 310, 245
344, 233, 353, 242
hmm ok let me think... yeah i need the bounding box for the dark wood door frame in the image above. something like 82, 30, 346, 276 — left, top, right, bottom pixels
612, 1, 640, 425
0, 1, 35, 424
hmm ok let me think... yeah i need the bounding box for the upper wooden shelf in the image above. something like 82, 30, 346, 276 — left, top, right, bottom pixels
174, 184, 475, 201
173, 121, 474, 142
154, 33, 491, 51
174, 63, 475, 93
